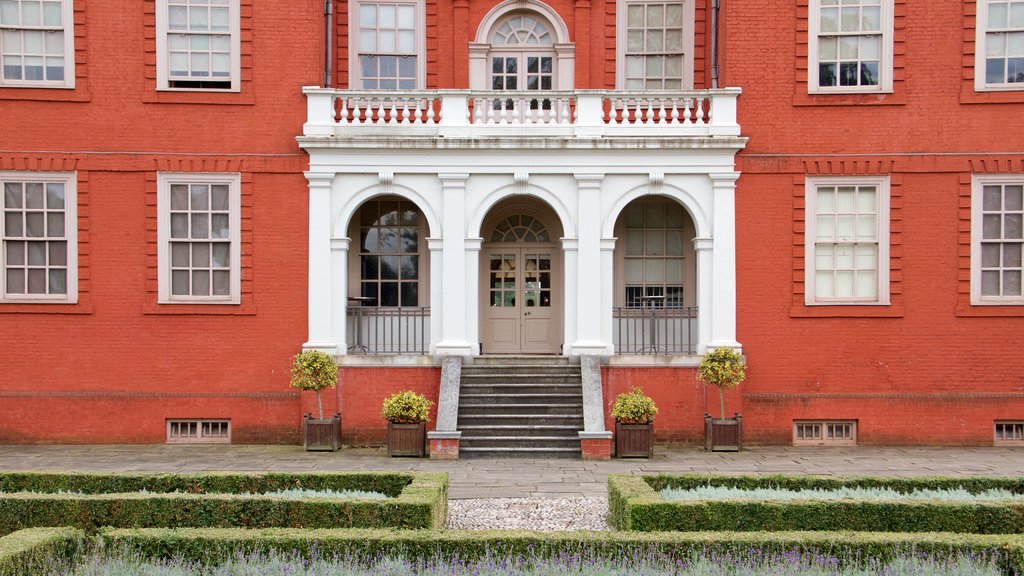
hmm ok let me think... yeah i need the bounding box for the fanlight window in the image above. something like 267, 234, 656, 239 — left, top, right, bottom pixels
492, 14, 552, 46
490, 214, 551, 243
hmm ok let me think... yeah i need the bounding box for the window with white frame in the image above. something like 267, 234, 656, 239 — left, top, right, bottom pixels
620, 198, 690, 307
1, 172, 77, 303
356, 198, 422, 307
157, 173, 240, 303
976, 0, 1024, 89
972, 175, 1024, 304
351, 0, 423, 89
808, 0, 892, 92
805, 177, 890, 304
156, 0, 239, 91
0, 0, 74, 87
617, 0, 694, 89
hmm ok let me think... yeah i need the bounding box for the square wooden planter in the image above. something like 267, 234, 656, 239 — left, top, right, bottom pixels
615, 421, 654, 458
387, 421, 426, 457
303, 415, 340, 452
705, 413, 742, 452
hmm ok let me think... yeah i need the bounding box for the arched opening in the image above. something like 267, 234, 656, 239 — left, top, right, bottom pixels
469, 0, 574, 92
612, 196, 697, 354
480, 197, 564, 354
345, 195, 430, 354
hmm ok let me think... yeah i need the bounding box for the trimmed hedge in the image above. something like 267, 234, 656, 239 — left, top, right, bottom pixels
98, 527, 1024, 573
0, 528, 84, 576
609, 474, 1024, 533
0, 471, 447, 534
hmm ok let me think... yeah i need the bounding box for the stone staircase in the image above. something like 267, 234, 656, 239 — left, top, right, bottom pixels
457, 356, 583, 458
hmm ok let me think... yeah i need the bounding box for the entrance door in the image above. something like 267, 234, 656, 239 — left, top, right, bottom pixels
483, 249, 557, 354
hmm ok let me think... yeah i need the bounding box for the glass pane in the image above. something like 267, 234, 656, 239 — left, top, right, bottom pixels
211, 243, 229, 267
46, 212, 63, 237
192, 242, 210, 267
1006, 185, 1023, 210
817, 215, 835, 239
990, 2, 1008, 28
171, 242, 189, 267
27, 241, 45, 265
379, 30, 396, 51
210, 214, 229, 239
625, 259, 643, 283
647, 230, 666, 255
856, 215, 876, 240
982, 243, 1001, 267
21, 0, 40, 25
400, 282, 418, 306
362, 255, 379, 279
5, 240, 23, 265
666, 229, 684, 254
856, 244, 877, 268
665, 29, 683, 51
815, 244, 834, 269
212, 270, 230, 295
835, 244, 854, 268
171, 270, 189, 295
360, 30, 376, 53
25, 213, 44, 237
1005, 270, 1023, 295
645, 259, 664, 282
856, 270, 877, 297
815, 270, 834, 297
6, 268, 24, 293
400, 255, 418, 279
861, 5, 880, 30
860, 36, 879, 60
1006, 214, 1023, 239
666, 3, 683, 25
0, 1, 19, 25
25, 183, 43, 209
984, 185, 1003, 211
982, 270, 1000, 295
1013, 2, 1024, 27
856, 187, 876, 212
398, 4, 415, 27
5, 212, 23, 236
627, 4, 644, 26
836, 187, 856, 211
835, 270, 854, 297
360, 4, 376, 26
192, 269, 210, 296
984, 214, 1002, 239
819, 37, 837, 60
190, 184, 209, 210
400, 227, 417, 252
836, 215, 855, 238
27, 268, 46, 294
666, 259, 683, 283
48, 268, 66, 294
190, 213, 209, 239
398, 30, 415, 52
45, 183, 64, 209
24, 30, 42, 53
189, 6, 209, 29
645, 202, 665, 227
3, 182, 21, 208
380, 282, 398, 306
170, 213, 188, 239
1004, 242, 1022, 267
381, 255, 399, 279
210, 6, 229, 30
647, 29, 663, 51
820, 7, 838, 32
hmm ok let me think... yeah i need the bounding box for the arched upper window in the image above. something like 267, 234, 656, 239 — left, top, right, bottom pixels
490, 214, 551, 243
492, 14, 553, 46
469, 0, 574, 91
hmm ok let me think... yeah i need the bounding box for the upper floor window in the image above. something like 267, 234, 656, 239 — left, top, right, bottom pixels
156, 0, 240, 91
489, 13, 555, 92
351, 0, 424, 89
972, 175, 1024, 304
157, 173, 241, 303
1, 171, 77, 303
805, 177, 890, 305
617, 0, 694, 89
976, 0, 1024, 90
0, 0, 74, 88
808, 0, 893, 93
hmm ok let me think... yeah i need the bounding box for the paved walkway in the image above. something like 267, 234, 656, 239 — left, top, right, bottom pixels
0, 445, 1020, 499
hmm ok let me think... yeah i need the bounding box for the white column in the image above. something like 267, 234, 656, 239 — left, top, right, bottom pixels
708, 172, 742, 352
330, 238, 350, 354
561, 238, 578, 355
435, 173, 474, 355
599, 238, 616, 351
303, 172, 337, 353
571, 174, 614, 355
465, 238, 483, 355
694, 237, 713, 354
427, 237, 443, 354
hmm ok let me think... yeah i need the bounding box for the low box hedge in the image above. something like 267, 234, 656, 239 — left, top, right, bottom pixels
97, 527, 1024, 573
0, 528, 85, 576
0, 471, 447, 534
609, 474, 1024, 533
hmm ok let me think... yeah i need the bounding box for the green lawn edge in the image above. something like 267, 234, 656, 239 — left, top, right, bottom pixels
608, 474, 1024, 533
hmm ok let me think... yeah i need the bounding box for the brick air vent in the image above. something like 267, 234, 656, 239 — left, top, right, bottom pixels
994, 421, 1024, 447
167, 419, 231, 443
793, 420, 857, 446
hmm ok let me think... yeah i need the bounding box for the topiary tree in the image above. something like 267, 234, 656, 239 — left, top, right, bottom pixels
289, 350, 339, 419
698, 347, 746, 419
610, 387, 659, 424
381, 390, 433, 423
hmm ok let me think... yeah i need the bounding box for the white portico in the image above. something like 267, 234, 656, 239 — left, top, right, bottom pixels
299, 88, 745, 358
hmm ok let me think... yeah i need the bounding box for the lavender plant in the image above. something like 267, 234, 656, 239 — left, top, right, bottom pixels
660, 484, 1024, 502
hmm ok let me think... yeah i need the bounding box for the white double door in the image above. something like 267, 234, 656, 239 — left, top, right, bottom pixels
481, 248, 559, 354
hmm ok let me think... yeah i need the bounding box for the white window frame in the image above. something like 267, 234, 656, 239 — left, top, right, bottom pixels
971, 174, 1024, 304
348, 0, 425, 90
804, 176, 890, 305
807, 0, 893, 93
974, 0, 1024, 91
157, 172, 241, 304
1, 171, 77, 303
615, 0, 695, 90
155, 0, 241, 92
0, 0, 75, 88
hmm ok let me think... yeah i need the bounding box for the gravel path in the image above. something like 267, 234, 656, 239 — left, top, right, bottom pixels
447, 497, 611, 531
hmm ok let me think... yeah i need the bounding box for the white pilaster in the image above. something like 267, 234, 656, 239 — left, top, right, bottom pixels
693, 237, 713, 354
571, 174, 614, 355
435, 173, 474, 355
600, 238, 617, 351
561, 238, 578, 354
465, 238, 483, 355
303, 172, 338, 353
427, 237, 443, 354
330, 238, 350, 354
708, 172, 742, 352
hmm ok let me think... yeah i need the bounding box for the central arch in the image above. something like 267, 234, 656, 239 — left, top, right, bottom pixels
469, 0, 574, 91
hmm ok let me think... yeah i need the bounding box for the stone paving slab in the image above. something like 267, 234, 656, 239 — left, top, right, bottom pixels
0, 445, 1021, 499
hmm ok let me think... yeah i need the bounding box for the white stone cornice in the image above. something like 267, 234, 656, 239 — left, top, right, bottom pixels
330, 238, 351, 251
693, 237, 714, 251
465, 237, 484, 251
427, 237, 444, 251
600, 238, 617, 251
709, 172, 741, 185
304, 172, 334, 187
439, 173, 470, 183
561, 237, 579, 251
573, 173, 604, 186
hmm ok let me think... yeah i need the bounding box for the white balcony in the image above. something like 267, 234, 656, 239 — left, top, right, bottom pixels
302, 88, 741, 141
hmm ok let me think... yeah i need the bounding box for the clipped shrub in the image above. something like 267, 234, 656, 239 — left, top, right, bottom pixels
608, 473, 1024, 534
381, 391, 433, 423
698, 347, 745, 418
0, 528, 85, 576
609, 387, 658, 424
290, 350, 339, 418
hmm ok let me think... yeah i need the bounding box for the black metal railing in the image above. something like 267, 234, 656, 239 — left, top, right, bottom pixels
346, 306, 430, 355
613, 305, 697, 355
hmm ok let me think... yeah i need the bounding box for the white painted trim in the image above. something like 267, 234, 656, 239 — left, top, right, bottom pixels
347, 0, 426, 90
0, 171, 78, 303
474, 0, 571, 45
971, 174, 1024, 304
974, 0, 1024, 91
804, 175, 891, 305
614, 0, 696, 90
0, 0, 75, 88
156, 172, 242, 304
807, 0, 894, 94
333, 181, 440, 239
467, 182, 577, 239
601, 181, 710, 238
155, 0, 241, 92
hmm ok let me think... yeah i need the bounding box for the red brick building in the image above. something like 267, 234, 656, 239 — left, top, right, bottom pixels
1, 0, 1021, 452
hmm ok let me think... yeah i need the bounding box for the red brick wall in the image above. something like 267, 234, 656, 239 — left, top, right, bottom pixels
335, 367, 440, 445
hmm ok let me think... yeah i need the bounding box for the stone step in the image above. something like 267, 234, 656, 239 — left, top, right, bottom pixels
460, 375, 582, 385
458, 393, 582, 405
459, 424, 581, 437
458, 446, 582, 459
458, 403, 583, 416
461, 365, 582, 374
458, 415, 583, 427
460, 437, 581, 449
469, 356, 577, 366
459, 384, 583, 395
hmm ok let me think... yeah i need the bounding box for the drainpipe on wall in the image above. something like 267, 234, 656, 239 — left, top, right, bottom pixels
710, 0, 720, 88
324, 0, 333, 86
